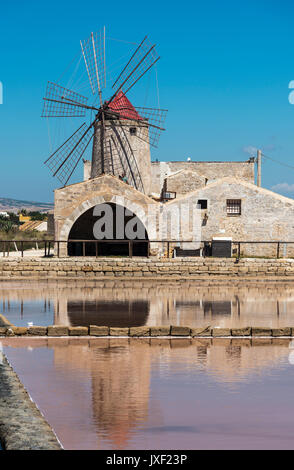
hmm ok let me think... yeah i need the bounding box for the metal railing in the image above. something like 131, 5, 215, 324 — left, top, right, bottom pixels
1, 239, 294, 259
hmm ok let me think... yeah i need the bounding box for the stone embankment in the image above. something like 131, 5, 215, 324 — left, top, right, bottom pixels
0, 355, 61, 450
1, 325, 294, 338
1, 257, 294, 279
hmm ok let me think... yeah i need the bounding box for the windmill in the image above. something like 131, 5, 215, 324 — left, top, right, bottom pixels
42, 29, 168, 194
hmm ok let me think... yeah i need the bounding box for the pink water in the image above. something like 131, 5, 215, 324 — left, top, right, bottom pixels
2, 337, 294, 450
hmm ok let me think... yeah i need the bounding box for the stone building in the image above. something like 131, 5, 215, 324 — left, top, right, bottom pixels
52, 94, 294, 257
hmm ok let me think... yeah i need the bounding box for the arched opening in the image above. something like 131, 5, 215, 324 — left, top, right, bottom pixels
68, 202, 149, 257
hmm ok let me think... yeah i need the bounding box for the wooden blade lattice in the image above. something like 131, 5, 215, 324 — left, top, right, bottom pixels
42, 82, 89, 118
110, 37, 159, 100
135, 107, 167, 147
44, 123, 93, 185
81, 29, 106, 95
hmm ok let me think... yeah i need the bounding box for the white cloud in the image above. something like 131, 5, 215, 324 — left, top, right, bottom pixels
243, 145, 258, 155
271, 182, 294, 194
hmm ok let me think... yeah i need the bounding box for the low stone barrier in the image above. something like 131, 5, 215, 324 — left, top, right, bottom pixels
0, 355, 61, 450
1, 325, 294, 338
1, 257, 294, 279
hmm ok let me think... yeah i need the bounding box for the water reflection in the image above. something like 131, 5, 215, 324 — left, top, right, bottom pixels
68, 300, 149, 327
2, 337, 294, 449
1, 280, 294, 328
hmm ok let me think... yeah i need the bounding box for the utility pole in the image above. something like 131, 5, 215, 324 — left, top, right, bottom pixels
257, 149, 262, 187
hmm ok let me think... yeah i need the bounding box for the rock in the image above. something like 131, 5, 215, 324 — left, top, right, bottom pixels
12, 327, 28, 336
170, 326, 191, 336
190, 326, 211, 337
68, 326, 89, 336
129, 327, 150, 337
272, 327, 291, 337
89, 325, 109, 336
150, 326, 171, 336
6, 328, 15, 337
0, 327, 7, 336
109, 328, 129, 336
47, 325, 69, 336
212, 328, 231, 337
231, 327, 251, 336
28, 326, 48, 336
82, 265, 93, 272
251, 327, 272, 336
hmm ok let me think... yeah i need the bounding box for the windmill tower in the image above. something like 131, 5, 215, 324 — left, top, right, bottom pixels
42, 31, 167, 196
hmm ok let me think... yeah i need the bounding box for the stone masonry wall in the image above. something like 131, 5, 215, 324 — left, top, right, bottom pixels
166, 178, 294, 257
151, 161, 255, 194
1, 257, 294, 279
165, 170, 207, 195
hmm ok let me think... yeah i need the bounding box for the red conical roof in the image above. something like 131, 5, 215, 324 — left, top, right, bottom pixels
108, 91, 143, 121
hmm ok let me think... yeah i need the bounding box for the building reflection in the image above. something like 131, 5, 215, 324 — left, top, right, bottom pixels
1, 280, 294, 328
1, 336, 292, 449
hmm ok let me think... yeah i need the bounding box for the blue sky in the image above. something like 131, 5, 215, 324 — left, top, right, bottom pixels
1, 0, 294, 202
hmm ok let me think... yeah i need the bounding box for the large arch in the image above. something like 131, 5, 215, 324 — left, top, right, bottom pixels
65, 198, 149, 257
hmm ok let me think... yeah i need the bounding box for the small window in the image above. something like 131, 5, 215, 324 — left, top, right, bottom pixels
227, 199, 241, 215
162, 191, 176, 200
130, 127, 137, 136
197, 199, 207, 209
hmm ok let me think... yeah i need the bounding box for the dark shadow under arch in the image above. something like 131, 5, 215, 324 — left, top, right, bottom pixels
68, 202, 149, 257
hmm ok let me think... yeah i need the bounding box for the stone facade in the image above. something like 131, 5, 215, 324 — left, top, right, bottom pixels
150, 160, 255, 196
168, 177, 294, 256
53, 171, 294, 257
164, 169, 207, 196
54, 174, 158, 256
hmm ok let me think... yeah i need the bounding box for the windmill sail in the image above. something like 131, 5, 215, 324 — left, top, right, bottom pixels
80, 28, 106, 95
109, 36, 159, 103
42, 30, 167, 190
42, 82, 90, 118
44, 123, 93, 185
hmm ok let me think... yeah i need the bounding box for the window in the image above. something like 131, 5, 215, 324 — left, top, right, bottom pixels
197, 199, 207, 209
226, 199, 241, 215
162, 191, 176, 201
129, 127, 137, 136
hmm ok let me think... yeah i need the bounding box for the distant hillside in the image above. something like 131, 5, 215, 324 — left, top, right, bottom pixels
0, 197, 53, 213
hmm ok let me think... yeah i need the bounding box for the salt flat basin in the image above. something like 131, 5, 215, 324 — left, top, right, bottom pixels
1, 279, 294, 329
2, 337, 294, 450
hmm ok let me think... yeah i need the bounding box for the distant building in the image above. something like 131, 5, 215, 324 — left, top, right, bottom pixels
19, 214, 31, 223
19, 220, 48, 232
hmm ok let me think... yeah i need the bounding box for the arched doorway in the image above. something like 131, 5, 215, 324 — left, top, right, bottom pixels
68, 202, 149, 257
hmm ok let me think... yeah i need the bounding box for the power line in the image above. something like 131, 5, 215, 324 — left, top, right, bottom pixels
261, 152, 294, 171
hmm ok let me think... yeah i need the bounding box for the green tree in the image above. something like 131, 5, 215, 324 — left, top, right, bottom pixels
28, 211, 47, 221
0, 220, 14, 233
